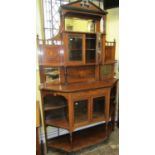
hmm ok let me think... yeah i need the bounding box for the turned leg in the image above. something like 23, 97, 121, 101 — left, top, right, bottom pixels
105, 122, 109, 137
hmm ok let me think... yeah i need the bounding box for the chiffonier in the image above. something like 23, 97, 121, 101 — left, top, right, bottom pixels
37, 0, 118, 153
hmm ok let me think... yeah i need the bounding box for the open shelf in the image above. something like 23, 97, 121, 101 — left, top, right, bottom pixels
46, 118, 69, 129
44, 103, 66, 111
104, 61, 116, 64
47, 124, 112, 152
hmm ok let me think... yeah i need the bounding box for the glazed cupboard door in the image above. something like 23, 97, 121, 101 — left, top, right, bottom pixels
85, 34, 96, 64
65, 33, 85, 65
90, 89, 111, 123
91, 95, 106, 122
73, 97, 90, 128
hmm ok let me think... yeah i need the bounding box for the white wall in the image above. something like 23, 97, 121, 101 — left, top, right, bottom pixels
106, 8, 119, 60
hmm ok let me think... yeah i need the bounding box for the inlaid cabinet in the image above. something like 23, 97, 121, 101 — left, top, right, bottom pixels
38, 0, 118, 153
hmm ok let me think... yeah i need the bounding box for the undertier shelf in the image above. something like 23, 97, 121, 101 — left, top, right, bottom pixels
47, 124, 112, 152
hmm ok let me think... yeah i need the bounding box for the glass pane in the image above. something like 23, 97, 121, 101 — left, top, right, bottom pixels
65, 18, 95, 32
93, 96, 105, 119
44, 67, 60, 84
86, 34, 96, 63
86, 34, 96, 49
69, 36, 82, 49
74, 100, 88, 124
86, 50, 96, 63
86, 39, 96, 49
68, 35, 82, 61
69, 50, 82, 61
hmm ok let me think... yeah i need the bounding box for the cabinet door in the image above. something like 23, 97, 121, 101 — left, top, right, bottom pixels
66, 34, 84, 65
73, 98, 89, 127
92, 96, 106, 122
85, 34, 96, 64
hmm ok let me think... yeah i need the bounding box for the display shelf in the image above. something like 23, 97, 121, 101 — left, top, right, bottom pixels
86, 49, 96, 50
47, 124, 112, 152
44, 104, 66, 111
45, 118, 69, 129
103, 61, 116, 65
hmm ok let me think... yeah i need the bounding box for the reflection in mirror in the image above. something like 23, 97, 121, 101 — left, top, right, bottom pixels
44, 67, 60, 84
65, 18, 96, 32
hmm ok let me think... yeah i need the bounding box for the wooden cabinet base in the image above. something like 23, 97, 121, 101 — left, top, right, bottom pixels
47, 123, 112, 153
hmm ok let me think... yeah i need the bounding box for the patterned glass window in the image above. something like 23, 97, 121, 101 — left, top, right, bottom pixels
43, 0, 103, 39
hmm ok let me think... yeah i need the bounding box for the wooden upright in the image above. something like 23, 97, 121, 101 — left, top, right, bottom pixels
37, 0, 118, 153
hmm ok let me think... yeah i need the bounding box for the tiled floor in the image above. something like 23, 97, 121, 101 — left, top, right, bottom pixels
47, 127, 119, 155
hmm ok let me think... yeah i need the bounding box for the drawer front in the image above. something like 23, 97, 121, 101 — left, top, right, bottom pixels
71, 88, 109, 99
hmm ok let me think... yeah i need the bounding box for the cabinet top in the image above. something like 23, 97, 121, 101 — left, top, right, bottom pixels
40, 78, 118, 93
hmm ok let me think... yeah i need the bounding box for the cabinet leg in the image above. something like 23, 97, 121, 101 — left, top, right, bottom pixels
111, 117, 115, 131
106, 123, 109, 137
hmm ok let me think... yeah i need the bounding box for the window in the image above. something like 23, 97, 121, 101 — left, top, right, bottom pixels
43, 0, 103, 39
43, 0, 68, 39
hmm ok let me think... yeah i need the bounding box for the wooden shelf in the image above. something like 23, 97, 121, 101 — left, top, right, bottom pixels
46, 118, 69, 129
40, 78, 118, 92
86, 49, 96, 51
44, 104, 66, 111
47, 124, 112, 152
86, 38, 96, 39
104, 61, 116, 64
69, 49, 82, 50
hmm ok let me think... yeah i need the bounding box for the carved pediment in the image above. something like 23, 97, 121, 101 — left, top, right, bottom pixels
61, 0, 107, 15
